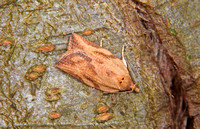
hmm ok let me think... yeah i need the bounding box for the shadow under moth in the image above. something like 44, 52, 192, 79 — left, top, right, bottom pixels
56, 33, 139, 93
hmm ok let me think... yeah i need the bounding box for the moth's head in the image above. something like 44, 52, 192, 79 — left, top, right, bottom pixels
117, 75, 139, 92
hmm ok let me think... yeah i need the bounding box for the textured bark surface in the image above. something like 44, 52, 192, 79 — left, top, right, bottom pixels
0, 0, 199, 128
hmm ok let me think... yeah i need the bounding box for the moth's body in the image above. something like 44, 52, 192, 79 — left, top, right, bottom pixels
56, 33, 138, 93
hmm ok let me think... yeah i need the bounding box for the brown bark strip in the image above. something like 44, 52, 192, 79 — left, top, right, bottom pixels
115, 0, 194, 128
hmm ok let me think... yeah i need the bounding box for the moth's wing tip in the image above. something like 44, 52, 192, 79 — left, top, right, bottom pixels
55, 52, 68, 67
55, 60, 62, 68
55, 60, 60, 65
55, 60, 67, 72
68, 33, 79, 50
56, 55, 63, 65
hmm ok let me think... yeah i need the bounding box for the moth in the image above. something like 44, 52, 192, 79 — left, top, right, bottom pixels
56, 33, 139, 93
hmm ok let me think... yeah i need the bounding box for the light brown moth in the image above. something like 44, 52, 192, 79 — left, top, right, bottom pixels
56, 33, 139, 93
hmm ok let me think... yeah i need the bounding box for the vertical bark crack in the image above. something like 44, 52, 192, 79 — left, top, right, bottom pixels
121, 0, 195, 128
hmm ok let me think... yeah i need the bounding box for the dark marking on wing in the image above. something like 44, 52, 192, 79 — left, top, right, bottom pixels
87, 64, 97, 75
95, 58, 104, 64
56, 51, 92, 65
93, 51, 117, 59
106, 71, 116, 77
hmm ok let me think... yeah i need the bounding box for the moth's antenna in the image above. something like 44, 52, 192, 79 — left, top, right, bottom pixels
100, 40, 103, 47
122, 44, 127, 67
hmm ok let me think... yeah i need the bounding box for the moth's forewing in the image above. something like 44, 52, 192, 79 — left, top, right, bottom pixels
56, 49, 120, 90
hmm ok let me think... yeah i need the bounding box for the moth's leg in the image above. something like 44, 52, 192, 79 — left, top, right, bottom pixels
121, 44, 127, 67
